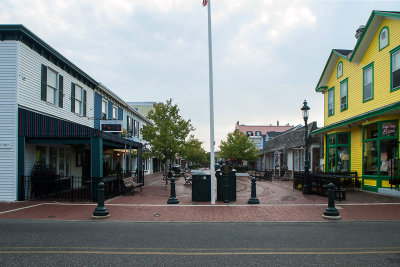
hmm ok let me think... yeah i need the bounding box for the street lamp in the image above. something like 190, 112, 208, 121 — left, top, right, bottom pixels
301, 100, 311, 195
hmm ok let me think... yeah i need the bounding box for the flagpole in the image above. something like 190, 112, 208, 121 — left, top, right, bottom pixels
206, 0, 216, 205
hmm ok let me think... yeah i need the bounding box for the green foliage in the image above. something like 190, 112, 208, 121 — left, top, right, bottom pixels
141, 99, 194, 161
219, 131, 258, 162
181, 136, 208, 165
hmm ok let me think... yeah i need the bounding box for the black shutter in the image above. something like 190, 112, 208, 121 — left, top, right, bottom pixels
58, 75, 63, 108
41, 64, 47, 101
71, 83, 75, 113
83, 89, 87, 117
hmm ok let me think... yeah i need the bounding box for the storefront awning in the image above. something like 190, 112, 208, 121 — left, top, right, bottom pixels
18, 108, 142, 148
311, 101, 400, 135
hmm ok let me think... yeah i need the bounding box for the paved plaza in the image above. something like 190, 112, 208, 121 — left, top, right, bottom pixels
1, 172, 400, 222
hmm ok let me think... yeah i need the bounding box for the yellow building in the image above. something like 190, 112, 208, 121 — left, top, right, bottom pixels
313, 11, 400, 193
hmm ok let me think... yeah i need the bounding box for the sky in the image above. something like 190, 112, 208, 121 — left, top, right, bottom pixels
1, 0, 399, 150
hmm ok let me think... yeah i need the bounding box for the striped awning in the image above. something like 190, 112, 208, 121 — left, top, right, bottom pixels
18, 108, 142, 148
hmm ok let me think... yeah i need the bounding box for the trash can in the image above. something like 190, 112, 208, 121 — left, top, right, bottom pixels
216, 167, 236, 202
192, 171, 211, 202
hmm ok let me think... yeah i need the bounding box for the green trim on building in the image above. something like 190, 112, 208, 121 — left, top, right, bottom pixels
328, 86, 335, 117
390, 45, 400, 92
311, 101, 400, 135
326, 132, 351, 173
379, 26, 389, 51
363, 62, 374, 102
337, 61, 343, 79
340, 78, 348, 111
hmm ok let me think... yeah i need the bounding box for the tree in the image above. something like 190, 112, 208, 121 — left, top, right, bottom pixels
141, 99, 194, 164
219, 131, 258, 163
181, 136, 208, 165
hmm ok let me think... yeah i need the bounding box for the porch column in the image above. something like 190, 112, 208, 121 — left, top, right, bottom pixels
17, 136, 25, 201
91, 137, 103, 202
137, 147, 143, 185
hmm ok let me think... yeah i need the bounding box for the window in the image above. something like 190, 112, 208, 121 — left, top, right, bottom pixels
101, 100, 108, 120
41, 65, 63, 107
363, 62, 374, 102
71, 83, 86, 116
255, 131, 262, 136
113, 106, 118, 119
246, 131, 253, 137
127, 116, 134, 136
134, 120, 139, 137
379, 27, 389, 51
363, 121, 398, 176
326, 132, 350, 173
35, 146, 47, 164
340, 78, 348, 111
300, 150, 305, 171
391, 46, 400, 92
337, 61, 343, 79
328, 87, 334, 116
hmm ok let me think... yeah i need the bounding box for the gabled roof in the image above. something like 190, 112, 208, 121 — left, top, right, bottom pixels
315, 10, 400, 92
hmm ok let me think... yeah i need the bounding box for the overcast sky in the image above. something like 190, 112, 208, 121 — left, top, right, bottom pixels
1, 0, 398, 150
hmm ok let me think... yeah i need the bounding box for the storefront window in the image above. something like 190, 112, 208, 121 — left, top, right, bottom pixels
363, 121, 398, 176
326, 132, 350, 172
35, 146, 46, 164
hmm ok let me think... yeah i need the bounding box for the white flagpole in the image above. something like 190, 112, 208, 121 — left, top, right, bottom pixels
207, 0, 216, 204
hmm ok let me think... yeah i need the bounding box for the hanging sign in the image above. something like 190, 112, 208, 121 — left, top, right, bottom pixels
100, 120, 123, 133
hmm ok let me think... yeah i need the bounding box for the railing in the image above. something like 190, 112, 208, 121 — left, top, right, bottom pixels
21, 171, 144, 202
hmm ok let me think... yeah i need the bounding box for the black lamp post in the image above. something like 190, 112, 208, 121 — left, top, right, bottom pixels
301, 100, 311, 195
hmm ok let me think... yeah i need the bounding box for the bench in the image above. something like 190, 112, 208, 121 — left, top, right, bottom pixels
249, 170, 272, 182
122, 177, 143, 195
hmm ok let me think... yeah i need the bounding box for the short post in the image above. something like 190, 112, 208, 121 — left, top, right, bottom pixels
92, 178, 110, 219
322, 183, 341, 220
248, 177, 260, 204
167, 177, 179, 204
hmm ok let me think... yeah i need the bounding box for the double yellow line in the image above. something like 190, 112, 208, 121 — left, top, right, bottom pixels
1, 247, 400, 255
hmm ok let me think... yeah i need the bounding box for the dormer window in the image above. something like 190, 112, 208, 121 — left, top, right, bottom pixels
379, 27, 389, 51
337, 61, 343, 79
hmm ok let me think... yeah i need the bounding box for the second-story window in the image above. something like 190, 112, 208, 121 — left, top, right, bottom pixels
41, 64, 63, 108
113, 106, 118, 119
127, 116, 134, 136
340, 78, 348, 111
246, 131, 253, 137
391, 46, 400, 92
101, 100, 107, 120
71, 83, 86, 116
363, 62, 374, 102
134, 120, 139, 137
255, 131, 261, 136
328, 87, 334, 116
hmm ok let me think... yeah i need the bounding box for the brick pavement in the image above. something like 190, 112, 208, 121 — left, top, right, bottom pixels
1, 172, 400, 222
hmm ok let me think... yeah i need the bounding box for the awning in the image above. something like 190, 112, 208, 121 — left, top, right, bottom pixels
18, 108, 142, 148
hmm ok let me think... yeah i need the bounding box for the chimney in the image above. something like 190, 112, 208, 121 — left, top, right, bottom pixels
277, 121, 279, 126
236, 121, 239, 125
355, 25, 365, 40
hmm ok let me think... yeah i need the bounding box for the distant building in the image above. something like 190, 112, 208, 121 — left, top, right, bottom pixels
235, 121, 294, 169
127, 102, 156, 117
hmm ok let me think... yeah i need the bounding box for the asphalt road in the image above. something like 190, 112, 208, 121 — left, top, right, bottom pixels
0, 220, 399, 266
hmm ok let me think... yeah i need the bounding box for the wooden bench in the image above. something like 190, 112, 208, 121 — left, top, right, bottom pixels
122, 177, 143, 195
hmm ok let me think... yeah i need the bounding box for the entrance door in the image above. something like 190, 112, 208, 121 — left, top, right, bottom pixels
312, 147, 320, 172
82, 150, 91, 178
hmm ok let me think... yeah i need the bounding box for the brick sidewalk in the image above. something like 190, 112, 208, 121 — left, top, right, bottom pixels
1, 172, 400, 222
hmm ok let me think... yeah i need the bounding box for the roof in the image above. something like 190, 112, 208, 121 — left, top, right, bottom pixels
264, 122, 319, 153
235, 125, 294, 135
315, 10, 400, 92
266, 131, 283, 138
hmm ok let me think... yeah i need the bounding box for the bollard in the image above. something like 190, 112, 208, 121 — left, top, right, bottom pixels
167, 177, 179, 204
92, 179, 110, 219
322, 183, 341, 220
248, 177, 260, 204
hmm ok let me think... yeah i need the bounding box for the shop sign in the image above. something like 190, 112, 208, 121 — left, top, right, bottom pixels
382, 123, 396, 136
100, 120, 123, 133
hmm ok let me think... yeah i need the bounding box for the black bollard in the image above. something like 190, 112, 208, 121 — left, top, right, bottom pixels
167, 177, 179, 204
92, 179, 110, 219
248, 177, 260, 204
322, 183, 341, 220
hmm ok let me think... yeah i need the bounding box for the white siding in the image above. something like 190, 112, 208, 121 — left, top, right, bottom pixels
0, 41, 18, 201
17, 42, 94, 127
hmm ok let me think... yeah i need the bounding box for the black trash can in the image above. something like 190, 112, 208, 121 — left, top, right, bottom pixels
216, 169, 236, 202
192, 171, 211, 202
